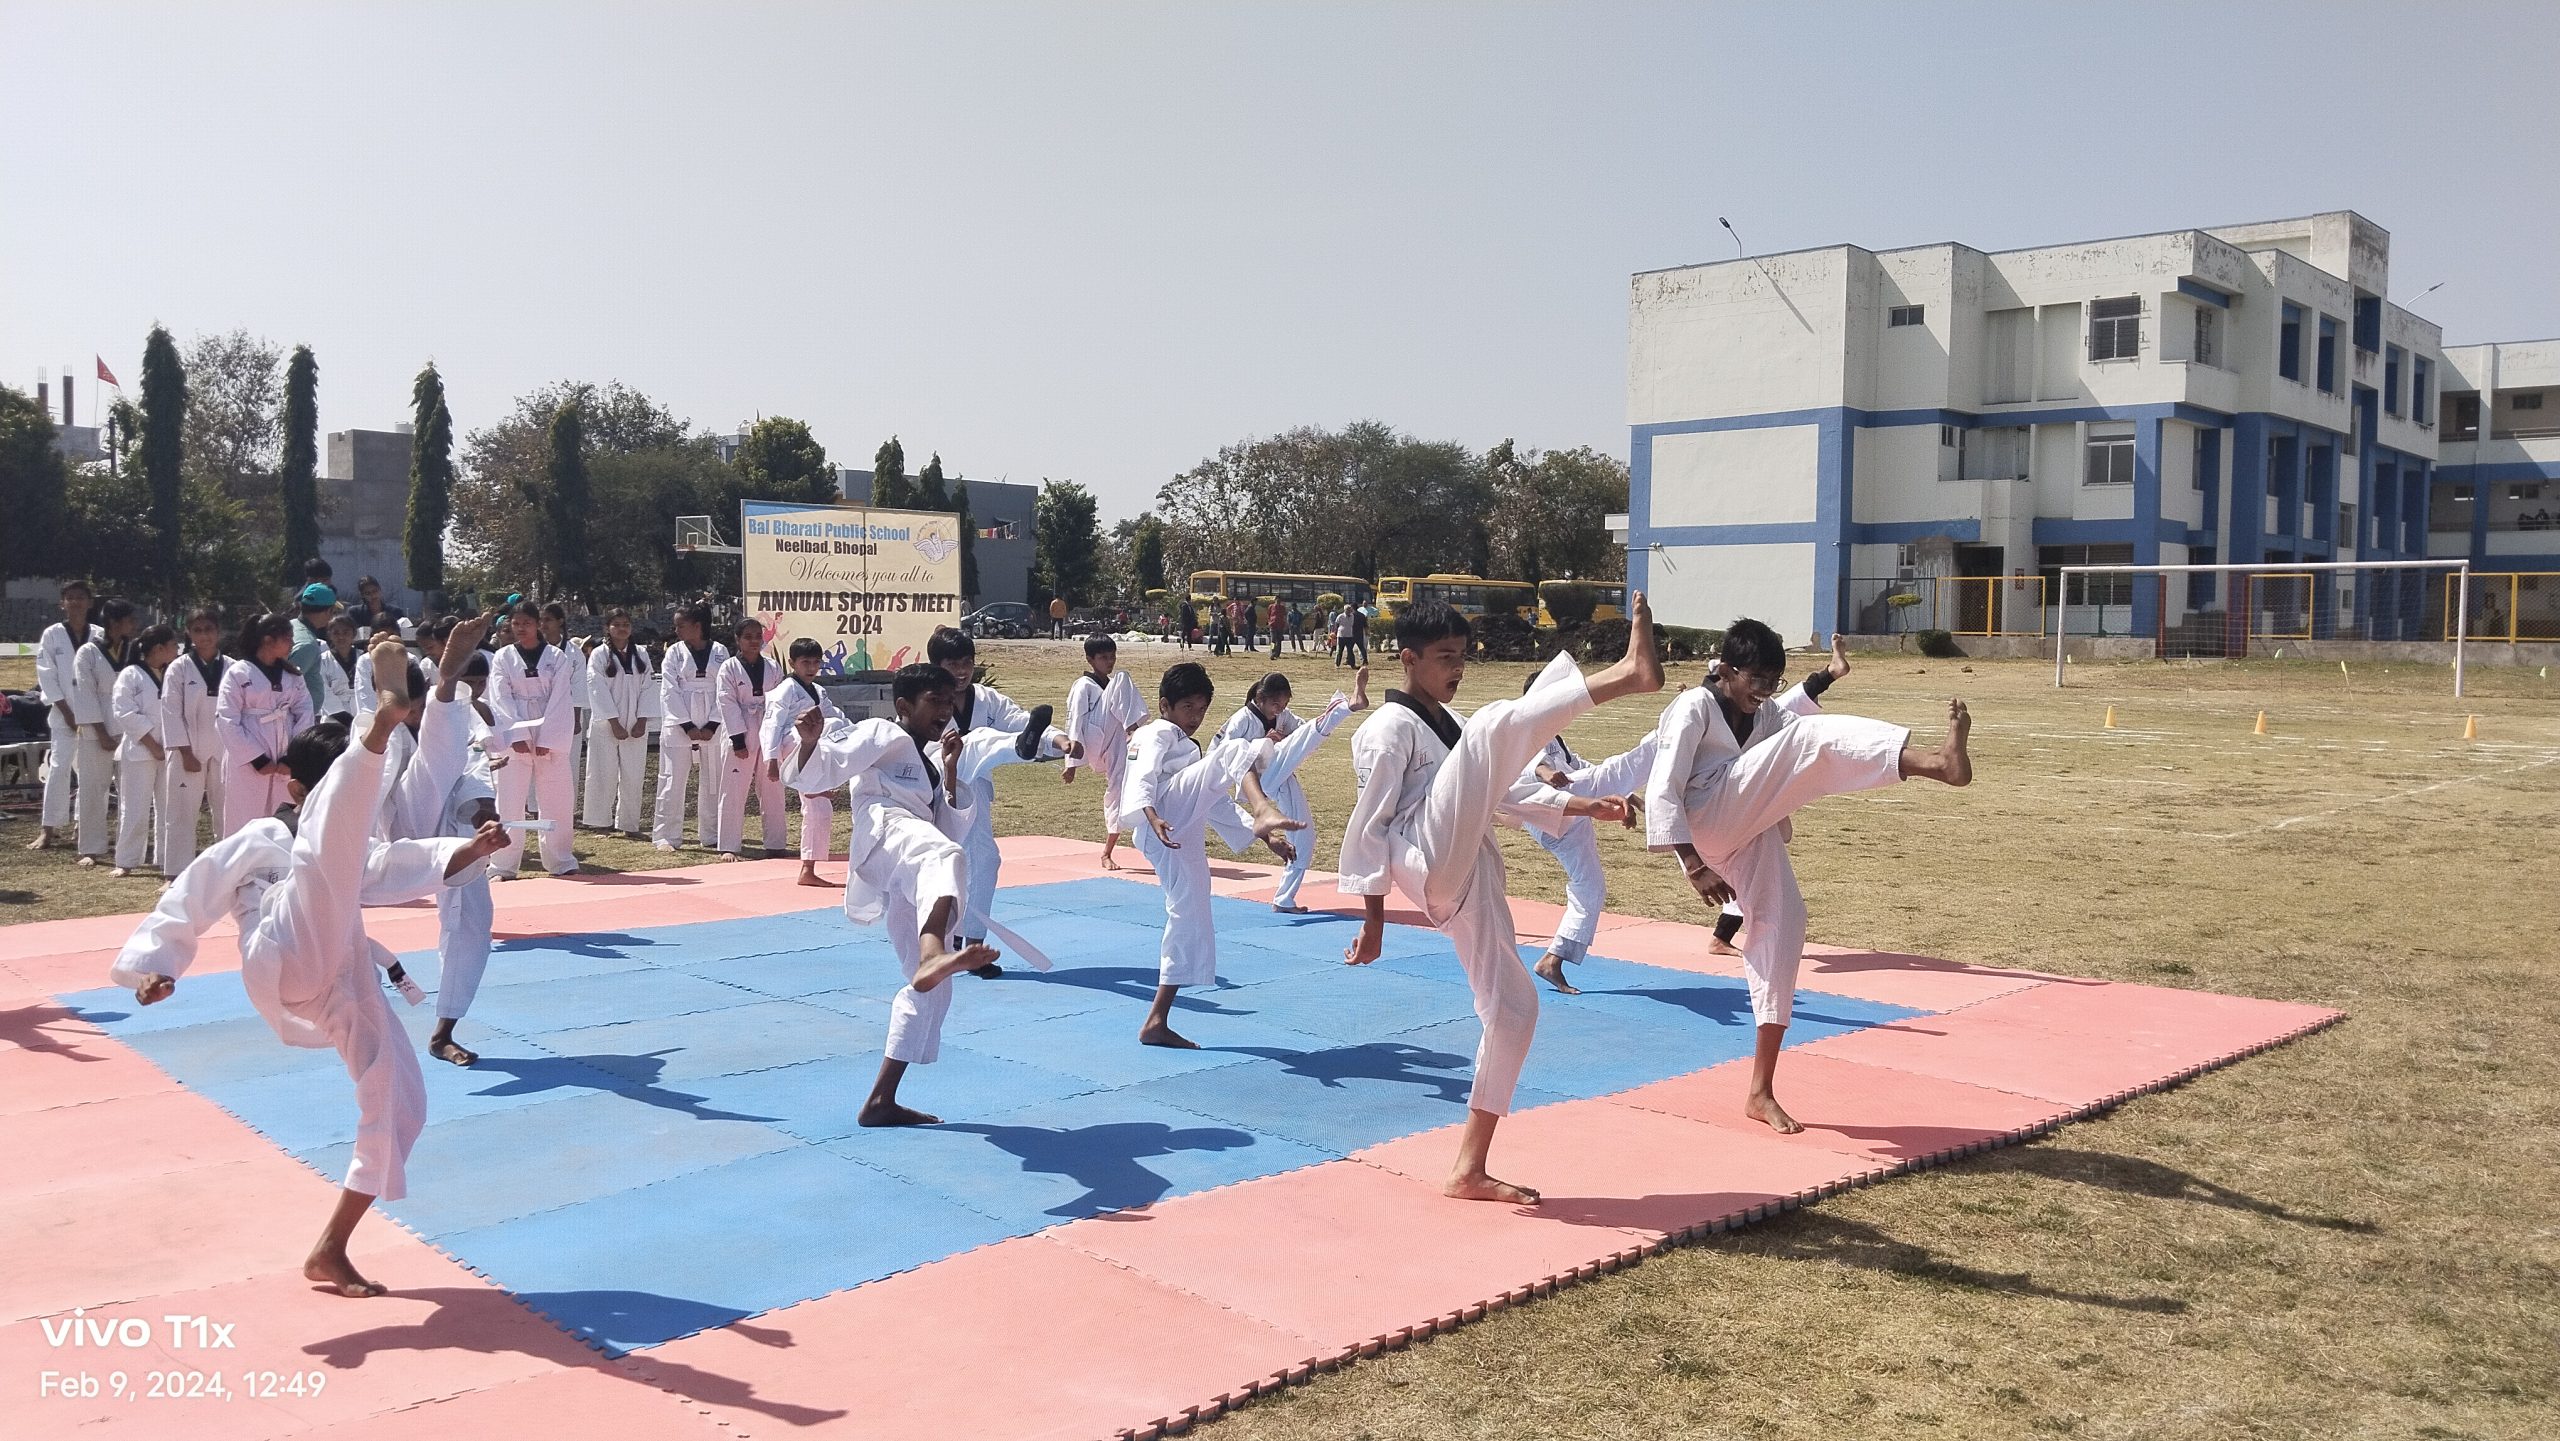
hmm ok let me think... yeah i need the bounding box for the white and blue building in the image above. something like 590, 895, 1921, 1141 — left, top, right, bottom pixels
1623, 211, 2560, 644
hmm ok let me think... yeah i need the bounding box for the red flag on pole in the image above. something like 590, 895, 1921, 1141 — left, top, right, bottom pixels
96, 356, 120, 388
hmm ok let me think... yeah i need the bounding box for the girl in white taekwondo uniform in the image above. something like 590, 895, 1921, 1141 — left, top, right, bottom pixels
1337, 595, 1662, 1205
1212, 667, 1369, 913
926, 626, 1067, 964
312, 614, 362, 726
1060, 634, 1149, 871
1124, 662, 1314, 1050
760, 636, 843, 887
28, 578, 97, 853
111, 643, 508, 1299
370, 614, 506, 1067
582, 608, 657, 840
1644, 618, 1971, 1135
714, 616, 787, 856
487, 600, 579, 877
653, 603, 731, 850
540, 602, 588, 803
109, 625, 179, 875
159, 609, 230, 875
216, 613, 318, 838
778, 663, 1053, 1128
67, 598, 140, 863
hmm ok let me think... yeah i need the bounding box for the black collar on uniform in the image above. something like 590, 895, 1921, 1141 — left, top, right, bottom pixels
742, 655, 767, 693
1383, 689, 1462, 752
953, 685, 976, 732
515, 641, 546, 677
191, 654, 223, 692
908, 730, 940, 788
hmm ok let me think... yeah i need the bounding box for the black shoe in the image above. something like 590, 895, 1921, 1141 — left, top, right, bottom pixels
1015, 705, 1054, 760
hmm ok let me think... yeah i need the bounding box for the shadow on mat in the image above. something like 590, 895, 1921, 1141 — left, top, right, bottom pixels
1733, 1209, 2189, 1314
1203, 1039, 1474, 1103
1003, 965, 1256, 1015
1582, 984, 1878, 1032
464, 1051, 782, 1124
1997, 1146, 2377, 1233
0, 1001, 114, 1061
938, 1120, 1257, 1217
1804, 950, 2097, 985
492, 931, 664, 960
302, 1285, 845, 1425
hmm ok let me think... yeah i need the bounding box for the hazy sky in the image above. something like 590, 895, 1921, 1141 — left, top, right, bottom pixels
7, 2, 2556, 523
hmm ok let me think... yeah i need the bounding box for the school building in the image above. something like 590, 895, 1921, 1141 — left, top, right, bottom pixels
1620, 210, 2560, 645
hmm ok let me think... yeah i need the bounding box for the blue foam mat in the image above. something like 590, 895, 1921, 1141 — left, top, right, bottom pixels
61, 875, 1924, 1353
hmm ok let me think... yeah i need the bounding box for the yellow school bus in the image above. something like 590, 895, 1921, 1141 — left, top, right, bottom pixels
1375, 574, 1538, 623
1535, 579, 1628, 629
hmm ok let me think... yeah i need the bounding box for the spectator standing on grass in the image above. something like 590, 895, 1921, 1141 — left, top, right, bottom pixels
1050, 594, 1069, 639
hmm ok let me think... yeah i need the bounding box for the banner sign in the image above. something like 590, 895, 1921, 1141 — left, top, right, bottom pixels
739, 499, 964, 676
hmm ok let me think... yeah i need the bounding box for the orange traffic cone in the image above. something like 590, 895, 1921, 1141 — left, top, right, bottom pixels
2464, 714, 2478, 741
2253, 710, 2269, 736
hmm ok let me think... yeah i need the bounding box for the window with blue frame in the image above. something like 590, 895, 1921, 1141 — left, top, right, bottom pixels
2354, 296, 2381, 353
2385, 345, 2403, 415
2188, 548, 2218, 609
2317, 316, 2339, 393
2279, 304, 2303, 381
2412, 357, 2432, 424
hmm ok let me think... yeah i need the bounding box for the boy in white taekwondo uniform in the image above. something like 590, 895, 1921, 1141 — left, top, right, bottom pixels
217, 613, 318, 837
779, 663, 1053, 1127
1060, 634, 1148, 871
111, 640, 509, 1298
67, 598, 140, 864
653, 603, 731, 851
371, 615, 505, 1068
760, 637, 843, 887
487, 601, 579, 878
1644, 618, 1971, 1135
714, 616, 787, 857
926, 627, 1068, 971
582, 608, 657, 839
1125, 662, 1315, 1049
159, 609, 230, 876
110, 625, 179, 876
1339, 595, 1663, 1205
29, 579, 99, 854
1213, 667, 1369, 913
313, 615, 362, 726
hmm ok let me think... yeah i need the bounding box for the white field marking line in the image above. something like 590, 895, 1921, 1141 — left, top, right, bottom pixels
2184, 753, 2560, 840
2034, 775, 2202, 789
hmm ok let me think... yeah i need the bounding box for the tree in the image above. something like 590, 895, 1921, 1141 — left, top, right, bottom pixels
1131, 513, 1167, 594
540, 399, 592, 600
1487, 442, 1629, 583
915, 451, 949, 511
954, 475, 979, 601
139, 326, 189, 605
1031, 478, 1101, 612
728, 415, 834, 509
179, 329, 283, 529
277, 345, 320, 591
871, 435, 908, 508
0, 385, 70, 582
452, 380, 691, 592
406, 363, 453, 597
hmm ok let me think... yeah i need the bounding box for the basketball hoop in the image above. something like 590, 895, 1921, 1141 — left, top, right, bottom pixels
674, 515, 743, 558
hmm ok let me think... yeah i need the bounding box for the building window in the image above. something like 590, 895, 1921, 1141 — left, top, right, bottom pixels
2412, 357, 2432, 424
2041, 543, 2137, 606
2084, 427, 2135, 487
2193, 306, 2219, 367
2453, 484, 2474, 503
2354, 295, 2381, 353
2384, 345, 2403, 415
1890, 305, 1925, 328
2316, 315, 2339, 393
1939, 425, 1959, 447
2089, 297, 2140, 361
2188, 547, 2219, 609
2340, 502, 2357, 550
2278, 303, 2303, 381
2447, 393, 2481, 439
2517, 393, 2547, 411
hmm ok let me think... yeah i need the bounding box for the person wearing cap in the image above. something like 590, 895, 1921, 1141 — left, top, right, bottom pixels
289, 583, 340, 686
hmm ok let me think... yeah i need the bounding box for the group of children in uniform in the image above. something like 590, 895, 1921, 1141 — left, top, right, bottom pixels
100, 584, 1978, 1293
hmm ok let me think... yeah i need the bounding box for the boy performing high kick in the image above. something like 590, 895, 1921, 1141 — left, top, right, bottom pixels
111, 640, 508, 1297
1645, 619, 1971, 1134
1340, 596, 1663, 1204
1059, 634, 1147, 871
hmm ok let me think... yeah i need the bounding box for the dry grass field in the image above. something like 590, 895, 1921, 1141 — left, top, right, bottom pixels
6, 641, 2556, 1440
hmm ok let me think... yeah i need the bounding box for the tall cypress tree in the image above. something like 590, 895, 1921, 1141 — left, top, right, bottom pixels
871, 435, 908, 508
405, 362, 452, 598
545, 398, 591, 600
955, 475, 979, 601
139, 326, 188, 605
278, 345, 320, 591
915, 451, 949, 511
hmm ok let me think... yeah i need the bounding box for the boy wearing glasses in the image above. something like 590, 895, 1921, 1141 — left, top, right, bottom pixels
1645, 619, 1972, 1136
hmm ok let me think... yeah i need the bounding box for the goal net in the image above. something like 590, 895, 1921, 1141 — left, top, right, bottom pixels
2052, 558, 2477, 692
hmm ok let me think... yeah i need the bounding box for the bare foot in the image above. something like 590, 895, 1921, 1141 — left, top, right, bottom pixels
796, 868, 831, 888
1940, 699, 1973, 787
134, 975, 175, 1006
1532, 953, 1580, 995
1705, 936, 1741, 957
858, 1099, 940, 1127
25, 829, 56, 850
1100, 849, 1123, 871
1745, 1092, 1805, 1135
1589, 591, 1665, 702
1829, 632, 1852, 680
1139, 1020, 1198, 1049
913, 940, 998, 993
429, 1037, 478, 1067
367, 636, 410, 703
110, 866, 132, 878
1445, 1172, 1540, 1205
77, 855, 98, 868
304, 1251, 387, 1298
1350, 665, 1372, 711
